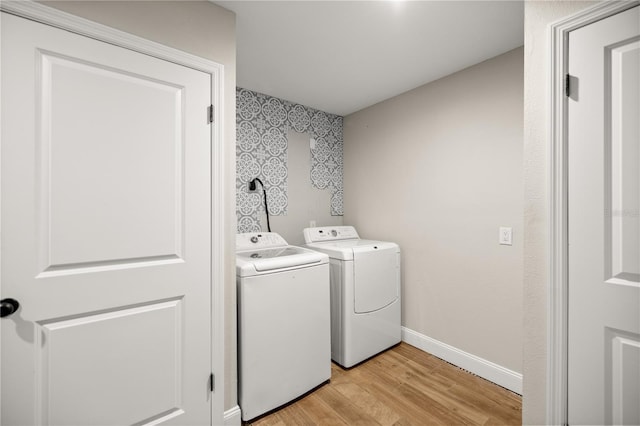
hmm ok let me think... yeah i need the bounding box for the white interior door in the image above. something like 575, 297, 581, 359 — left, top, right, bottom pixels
568, 6, 640, 425
1, 11, 213, 425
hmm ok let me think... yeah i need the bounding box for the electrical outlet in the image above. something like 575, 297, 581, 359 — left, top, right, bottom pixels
499, 227, 513, 245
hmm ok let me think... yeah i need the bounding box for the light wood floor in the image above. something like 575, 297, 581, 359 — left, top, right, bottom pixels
248, 342, 522, 425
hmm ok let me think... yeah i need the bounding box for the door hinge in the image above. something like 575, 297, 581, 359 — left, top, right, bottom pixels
209, 373, 215, 392
207, 105, 214, 124
565, 74, 570, 97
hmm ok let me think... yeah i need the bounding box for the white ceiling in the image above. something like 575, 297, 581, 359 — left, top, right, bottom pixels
215, 1, 524, 116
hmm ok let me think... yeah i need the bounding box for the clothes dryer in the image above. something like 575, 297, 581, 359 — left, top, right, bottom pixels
236, 232, 330, 421
303, 226, 401, 368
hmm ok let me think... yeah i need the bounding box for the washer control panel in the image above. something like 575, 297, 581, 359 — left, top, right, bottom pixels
236, 232, 288, 251
303, 226, 360, 243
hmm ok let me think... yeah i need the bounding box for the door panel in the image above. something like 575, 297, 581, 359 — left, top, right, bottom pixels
568, 6, 640, 425
609, 39, 640, 285
353, 247, 399, 314
609, 329, 640, 425
43, 50, 184, 270
1, 12, 212, 426
40, 299, 183, 425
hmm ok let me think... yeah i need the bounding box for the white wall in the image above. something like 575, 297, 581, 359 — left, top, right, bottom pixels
344, 48, 524, 374
268, 130, 343, 246
522, 1, 597, 424
40, 0, 239, 411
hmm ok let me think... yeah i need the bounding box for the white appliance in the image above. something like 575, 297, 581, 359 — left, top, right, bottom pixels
236, 232, 330, 421
303, 226, 401, 368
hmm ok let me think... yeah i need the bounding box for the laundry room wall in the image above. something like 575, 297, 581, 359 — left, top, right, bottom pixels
344, 47, 524, 378
269, 130, 343, 245
40, 0, 239, 414
236, 88, 344, 242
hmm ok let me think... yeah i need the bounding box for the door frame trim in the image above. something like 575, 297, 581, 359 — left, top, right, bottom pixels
0, 1, 227, 424
547, 1, 639, 424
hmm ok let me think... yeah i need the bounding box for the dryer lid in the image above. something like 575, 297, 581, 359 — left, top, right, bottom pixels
305, 239, 398, 260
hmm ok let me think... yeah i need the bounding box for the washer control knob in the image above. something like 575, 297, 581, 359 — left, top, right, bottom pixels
331, 230, 338, 237
250, 236, 259, 243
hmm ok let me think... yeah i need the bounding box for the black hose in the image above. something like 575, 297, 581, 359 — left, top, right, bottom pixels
252, 178, 271, 232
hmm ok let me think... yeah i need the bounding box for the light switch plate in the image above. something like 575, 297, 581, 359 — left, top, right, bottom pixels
499, 227, 513, 245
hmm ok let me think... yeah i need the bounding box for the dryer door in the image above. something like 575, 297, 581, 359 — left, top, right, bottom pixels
352, 244, 400, 313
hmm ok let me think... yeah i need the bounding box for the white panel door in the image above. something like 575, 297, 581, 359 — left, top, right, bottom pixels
568, 6, 640, 425
1, 12, 212, 426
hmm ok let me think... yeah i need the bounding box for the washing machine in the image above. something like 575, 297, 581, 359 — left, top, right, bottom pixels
236, 232, 330, 421
303, 226, 401, 368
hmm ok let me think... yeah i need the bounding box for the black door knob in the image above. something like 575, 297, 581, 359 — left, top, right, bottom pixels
0, 298, 20, 318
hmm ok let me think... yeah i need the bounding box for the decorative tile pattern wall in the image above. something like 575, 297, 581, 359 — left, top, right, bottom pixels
236, 88, 343, 233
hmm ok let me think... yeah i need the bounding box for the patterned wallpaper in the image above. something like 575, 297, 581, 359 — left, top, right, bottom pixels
236, 88, 343, 233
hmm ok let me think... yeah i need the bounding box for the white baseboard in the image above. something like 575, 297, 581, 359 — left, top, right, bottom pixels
223, 405, 241, 426
401, 326, 522, 395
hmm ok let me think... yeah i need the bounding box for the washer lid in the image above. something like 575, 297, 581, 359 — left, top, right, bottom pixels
236, 246, 327, 276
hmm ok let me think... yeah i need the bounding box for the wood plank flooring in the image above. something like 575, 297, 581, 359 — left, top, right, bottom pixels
248, 343, 521, 425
